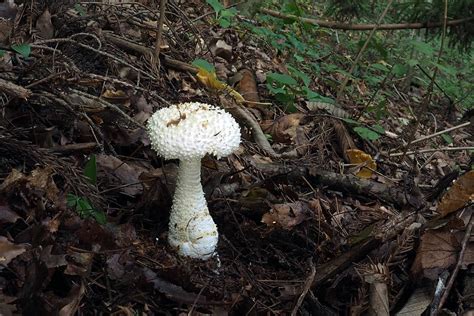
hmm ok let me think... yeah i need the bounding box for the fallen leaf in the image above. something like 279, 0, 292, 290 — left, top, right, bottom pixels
265, 113, 305, 143
96, 154, 146, 196
195, 67, 245, 103
64, 251, 94, 276
262, 201, 309, 230
0, 236, 28, 266
143, 267, 209, 305
346, 149, 377, 178
101, 89, 130, 106
0, 204, 20, 223
411, 229, 459, 280
58, 282, 85, 316
36, 8, 54, 39
40, 245, 67, 268
437, 171, 474, 218
211, 39, 233, 61
236, 69, 260, 103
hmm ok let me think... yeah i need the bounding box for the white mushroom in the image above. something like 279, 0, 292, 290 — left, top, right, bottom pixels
147, 102, 241, 260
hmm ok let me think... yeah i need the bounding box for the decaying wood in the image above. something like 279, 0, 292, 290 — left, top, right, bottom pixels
0, 78, 32, 99
260, 8, 474, 31
255, 163, 424, 208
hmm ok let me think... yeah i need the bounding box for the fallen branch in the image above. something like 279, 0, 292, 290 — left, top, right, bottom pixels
255, 163, 423, 208
0, 78, 32, 99
388, 146, 474, 157
260, 8, 474, 31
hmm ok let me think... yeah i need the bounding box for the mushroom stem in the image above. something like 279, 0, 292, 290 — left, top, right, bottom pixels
168, 158, 218, 259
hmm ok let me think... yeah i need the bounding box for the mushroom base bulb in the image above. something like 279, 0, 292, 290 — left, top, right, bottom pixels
167, 160, 218, 259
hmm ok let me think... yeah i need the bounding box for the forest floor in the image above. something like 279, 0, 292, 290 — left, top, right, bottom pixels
0, 0, 473, 315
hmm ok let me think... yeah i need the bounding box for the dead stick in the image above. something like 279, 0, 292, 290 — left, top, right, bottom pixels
436, 209, 474, 313
260, 8, 474, 31
0, 78, 31, 99
337, 0, 393, 99
291, 261, 316, 316
154, 0, 167, 73
411, 122, 470, 145
389, 146, 474, 157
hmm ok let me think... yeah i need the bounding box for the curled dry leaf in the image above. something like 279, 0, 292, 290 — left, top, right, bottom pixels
58, 282, 85, 316
346, 149, 377, 179
96, 154, 147, 196
411, 229, 459, 280
0, 204, 20, 223
36, 8, 54, 39
210, 39, 233, 61
0, 167, 60, 205
262, 201, 309, 230
0, 236, 28, 266
437, 170, 474, 218
265, 113, 305, 143
236, 69, 260, 103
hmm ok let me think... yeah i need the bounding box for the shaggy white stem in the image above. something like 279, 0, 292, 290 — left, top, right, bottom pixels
168, 159, 218, 259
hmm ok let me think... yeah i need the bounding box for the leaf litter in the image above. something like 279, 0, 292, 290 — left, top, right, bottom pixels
0, 0, 472, 314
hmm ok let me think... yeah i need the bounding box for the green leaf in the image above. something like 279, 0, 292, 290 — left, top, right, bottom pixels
11, 44, 31, 58
84, 154, 97, 185
266, 72, 298, 86
74, 4, 87, 16
0, 50, 5, 57
411, 40, 434, 56
354, 126, 381, 141
341, 118, 360, 125
192, 59, 215, 73
371, 124, 385, 134
218, 17, 231, 28
441, 133, 453, 144
206, 0, 224, 13
288, 65, 310, 86
370, 63, 389, 72
392, 64, 408, 76
67, 193, 80, 208
92, 210, 107, 225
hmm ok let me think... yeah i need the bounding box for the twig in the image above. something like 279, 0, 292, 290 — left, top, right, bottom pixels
389, 146, 473, 157
154, 0, 167, 75
436, 209, 474, 314
291, 260, 316, 316
411, 122, 471, 145
34, 37, 158, 80
0, 78, 31, 99
399, 0, 449, 161
259, 8, 474, 31
337, 0, 393, 99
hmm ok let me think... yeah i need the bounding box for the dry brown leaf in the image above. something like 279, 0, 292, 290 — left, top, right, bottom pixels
262, 201, 309, 230
0, 204, 20, 223
0, 236, 28, 266
36, 8, 54, 39
346, 149, 377, 178
332, 120, 356, 161
96, 154, 146, 196
101, 89, 130, 106
58, 283, 85, 316
411, 229, 459, 280
210, 39, 233, 61
266, 113, 305, 143
0, 167, 60, 204
437, 171, 474, 218
236, 69, 260, 103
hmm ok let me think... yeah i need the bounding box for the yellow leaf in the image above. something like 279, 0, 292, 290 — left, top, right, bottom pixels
346, 149, 377, 178
438, 171, 474, 218
196, 68, 245, 103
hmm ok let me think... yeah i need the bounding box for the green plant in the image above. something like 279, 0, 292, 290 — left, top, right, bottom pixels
67, 194, 106, 224
206, 0, 237, 28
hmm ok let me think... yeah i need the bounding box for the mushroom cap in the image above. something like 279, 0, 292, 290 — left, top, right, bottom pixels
147, 102, 241, 160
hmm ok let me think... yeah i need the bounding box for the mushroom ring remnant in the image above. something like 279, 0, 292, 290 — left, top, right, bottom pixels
147, 102, 241, 259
